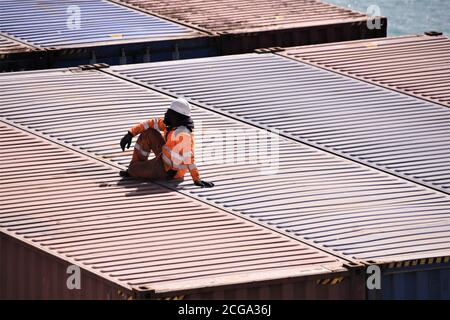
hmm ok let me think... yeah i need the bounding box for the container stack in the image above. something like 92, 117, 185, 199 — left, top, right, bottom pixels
0, 0, 385, 71
1, 0, 449, 301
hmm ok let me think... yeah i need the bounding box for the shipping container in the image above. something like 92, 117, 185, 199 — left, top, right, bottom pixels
0, 121, 364, 300
365, 255, 450, 300
2, 66, 450, 300
115, 0, 387, 54
280, 33, 450, 107
0, 0, 213, 71
0, 33, 47, 71
0, 0, 386, 71
109, 53, 450, 195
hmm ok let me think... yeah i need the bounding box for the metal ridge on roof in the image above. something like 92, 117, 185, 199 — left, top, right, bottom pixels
279, 34, 450, 107
0, 0, 202, 49
1, 67, 450, 264
0, 33, 38, 55
109, 53, 450, 195
1, 121, 345, 296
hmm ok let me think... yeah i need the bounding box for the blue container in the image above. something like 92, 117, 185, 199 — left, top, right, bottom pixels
367, 257, 450, 300
0, 0, 213, 70
46, 36, 218, 68
0, 0, 200, 48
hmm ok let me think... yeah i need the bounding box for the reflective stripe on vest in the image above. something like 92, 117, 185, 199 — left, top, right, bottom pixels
153, 118, 160, 130
162, 152, 188, 170
162, 145, 192, 164
162, 126, 194, 171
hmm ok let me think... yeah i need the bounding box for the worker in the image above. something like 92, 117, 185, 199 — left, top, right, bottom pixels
119, 98, 214, 188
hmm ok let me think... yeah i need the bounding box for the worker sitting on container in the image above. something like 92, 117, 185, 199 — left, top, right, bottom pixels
119, 98, 214, 188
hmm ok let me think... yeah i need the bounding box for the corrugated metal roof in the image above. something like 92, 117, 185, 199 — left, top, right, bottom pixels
280, 34, 450, 107
0, 33, 36, 55
0, 0, 201, 49
0, 120, 344, 295
115, 0, 371, 34
110, 53, 450, 195
2, 67, 450, 264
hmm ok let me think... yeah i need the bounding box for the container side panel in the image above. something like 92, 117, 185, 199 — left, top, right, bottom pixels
0, 232, 126, 299
46, 37, 217, 69
175, 272, 366, 300
0, 33, 47, 72
367, 262, 450, 300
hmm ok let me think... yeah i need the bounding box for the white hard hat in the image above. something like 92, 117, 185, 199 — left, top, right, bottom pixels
169, 98, 191, 117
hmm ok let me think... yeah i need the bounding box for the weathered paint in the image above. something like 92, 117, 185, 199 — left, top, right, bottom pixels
0, 121, 359, 299
280, 34, 450, 107
116, 0, 387, 54
0, 33, 47, 72
366, 257, 450, 300
0, 0, 386, 71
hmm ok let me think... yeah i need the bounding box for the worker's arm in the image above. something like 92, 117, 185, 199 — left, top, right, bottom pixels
129, 118, 165, 137
120, 118, 165, 151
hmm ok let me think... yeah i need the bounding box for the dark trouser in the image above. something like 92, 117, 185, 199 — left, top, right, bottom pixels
127, 128, 168, 180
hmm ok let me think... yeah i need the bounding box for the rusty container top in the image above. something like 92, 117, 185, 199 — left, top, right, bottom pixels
115, 0, 374, 34
280, 34, 450, 107
0, 119, 354, 299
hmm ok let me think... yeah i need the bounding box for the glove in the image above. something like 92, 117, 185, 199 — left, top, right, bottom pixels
194, 180, 215, 188
120, 131, 133, 151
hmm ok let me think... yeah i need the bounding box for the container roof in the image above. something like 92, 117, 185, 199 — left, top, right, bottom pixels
280, 34, 450, 107
1, 67, 450, 264
115, 0, 371, 34
0, 0, 202, 49
0, 120, 344, 295
0, 33, 37, 55
111, 53, 450, 195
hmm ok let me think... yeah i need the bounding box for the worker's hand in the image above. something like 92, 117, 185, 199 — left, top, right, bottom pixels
120, 132, 133, 151
194, 180, 215, 188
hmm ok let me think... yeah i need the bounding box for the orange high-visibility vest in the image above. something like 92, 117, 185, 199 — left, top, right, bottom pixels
129, 117, 200, 182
